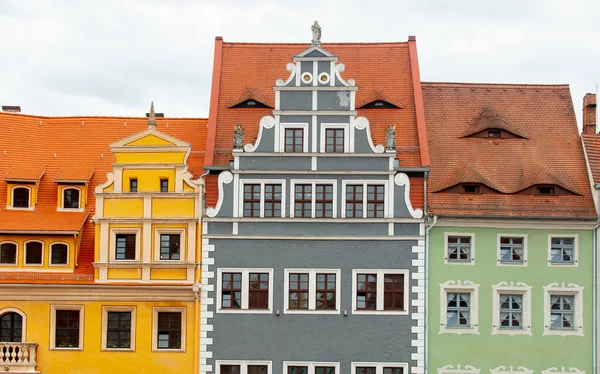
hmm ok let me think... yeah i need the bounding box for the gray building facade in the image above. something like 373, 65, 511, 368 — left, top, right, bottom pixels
201, 42, 426, 374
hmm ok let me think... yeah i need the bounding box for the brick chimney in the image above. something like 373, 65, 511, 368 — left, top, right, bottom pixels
1, 106, 21, 113
583, 93, 597, 134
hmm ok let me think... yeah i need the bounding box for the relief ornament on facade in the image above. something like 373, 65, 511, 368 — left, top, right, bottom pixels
386, 125, 396, 151
233, 124, 244, 150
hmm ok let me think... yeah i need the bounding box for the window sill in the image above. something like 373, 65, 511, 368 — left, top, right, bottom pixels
492, 327, 532, 336
101, 347, 135, 352
152, 348, 186, 353
284, 309, 341, 315
216, 308, 272, 315
445, 260, 475, 266
6, 206, 34, 211
50, 347, 83, 351
543, 328, 583, 337
440, 326, 479, 335
57, 208, 85, 212
497, 262, 527, 267
352, 309, 409, 316
548, 262, 578, 268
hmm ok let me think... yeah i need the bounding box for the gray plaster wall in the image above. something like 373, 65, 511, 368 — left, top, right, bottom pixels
317, 156, 388, 171
280, 91, 312, 110
254, 127, 275, 153
206, 238, 418, 373
239, 156, 311, 170
317, 91, 351, 111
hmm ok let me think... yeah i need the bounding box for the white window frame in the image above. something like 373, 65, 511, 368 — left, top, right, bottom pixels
215, 361, 273, 374
49, 242, 70, 266
0, 241, 18, 266
320, 123, 350, 153
440, 280, 480, 335
23, 240, 44, 266
490, 366, 533, 374
543, 282, 584, 337
548, 234, 578, 267
50, 304, 84, 350
279, 122, 309, 153
8, 185, 33, 210
341, 181, 390, 218
59, 186, 83, 211
491, 281, 532, 335
351, 362, 408, 374
216, 268, 274, 314
283, 361, 340, 374
154, 228, 186, 262
239, 179, 287, 218
290, 179, 338, 218
351, 269, 409, 315
497, 234, 527, 267
437, 365, 480, 374
152, 306, 186, 352
283, 268, 341, 314
101, 305, 136, 352
110, 228, 141, 261
444, 232, 475, 265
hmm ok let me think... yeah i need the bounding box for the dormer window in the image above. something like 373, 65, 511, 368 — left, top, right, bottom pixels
63, 188, 80, 209
359, 100, 399, 109
536, 186, 556, 196
487, 129, 501, 138
12, 187, 30, 208
230, 99, 271, 109
462, 184, 480, 194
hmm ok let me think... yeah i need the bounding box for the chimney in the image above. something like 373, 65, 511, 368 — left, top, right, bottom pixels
583, 93, 597, 134
1, 106, 21, 113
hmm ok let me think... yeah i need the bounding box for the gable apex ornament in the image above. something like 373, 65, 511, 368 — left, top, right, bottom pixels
311, 21, 321, 46
148, 101, 157, 129
233, 124, 245, 151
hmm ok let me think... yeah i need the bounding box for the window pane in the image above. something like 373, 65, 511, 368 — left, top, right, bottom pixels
106, 311, 131, 348
12, 188, 29, 208
248, 273, 269, 309
115, 234, 136, 260
0, 244, 16, 264
25, 242, 42, 264
357, 274, 377, 310
160, 234, 180, 260
55, 310, 80, 348
221, 365, 241, 374
289, 273, 309, 309
248, 365, 268, 374
316, 273, 336, 309
157, 312, 181, 349
384, 274, 404, 310
51, 244, 68, 265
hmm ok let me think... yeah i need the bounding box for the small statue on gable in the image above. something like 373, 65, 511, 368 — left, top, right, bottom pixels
233, 124, 245, 150
311, 21, 321, 46
386, 125, 396, 151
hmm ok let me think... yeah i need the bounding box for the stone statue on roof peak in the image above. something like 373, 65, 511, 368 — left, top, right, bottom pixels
311, 21, 321, 46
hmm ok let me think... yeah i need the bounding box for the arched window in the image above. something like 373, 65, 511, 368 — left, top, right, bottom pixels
12, 187, 29, 208
25, 242, 43, 265
0, 243, 17, 264
50, 243, 68, 265
63, 188, 80, 209
0, 312, 22, 342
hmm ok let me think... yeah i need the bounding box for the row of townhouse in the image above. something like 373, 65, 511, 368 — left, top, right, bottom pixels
0, 25, 597, 374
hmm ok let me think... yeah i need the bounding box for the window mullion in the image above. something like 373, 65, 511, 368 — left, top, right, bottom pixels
311, 183, 316, 218
377, 272, 384, 311
241, 271, 249, 309
260, 183, 265, 218
309, 271, 316, 310
362, 183, 367, 218
242, 364, 248, 374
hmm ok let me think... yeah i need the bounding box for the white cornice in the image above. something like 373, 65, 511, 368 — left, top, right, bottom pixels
205, 234, 423, 241
433, 217, 597, 230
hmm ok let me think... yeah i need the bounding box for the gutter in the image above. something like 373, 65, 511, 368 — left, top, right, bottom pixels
424, 214, 437, 374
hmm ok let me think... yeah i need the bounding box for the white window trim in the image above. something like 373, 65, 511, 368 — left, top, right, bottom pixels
23, 240, 44, 266
239, 179, 287, 218
491, 281, 532, 336
351, 269, 409, 315
490, 366, 534, 374
290, 179, 338, 218
351, 362, 408, 374
216, 268, 274, 314
154, 228, 186, 262
440, 280, 480, 335
7, 185, 33, 210
0, 241, 18, 266
0, 308, 27, 342
341, 180, 390, 218
438, 365, 480, 374
58, 186, 84, 212
152, 306, 186, 352
50, 304, 84, 350
279, 122, 309, 153
101, 305, 136, 352
318, 72, 331, 85
49, 242, 70, 266
283, 361, 339, 374
215, 360, 273, 374
548, 234, 579, 267
444, 232, 475, 266
109, 228, 141, 262
497, 234, 528, 267
541, 367, 584, 374
543, 282, 584, 337
319, 123, 351, 153
283, 268, 341, 314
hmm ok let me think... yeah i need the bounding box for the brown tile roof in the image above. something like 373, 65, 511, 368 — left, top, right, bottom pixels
54, 167, 94, 182
582, 133, 600, 186
423, 82, 595, 218
205, 38, 429, 168
0, 112, 208, 281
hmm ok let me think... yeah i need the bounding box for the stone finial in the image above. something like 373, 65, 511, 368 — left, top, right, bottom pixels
233, 124, 245, 150
148, 101, 157, 129
311, 21, 322, 46
386, 125, 396, 150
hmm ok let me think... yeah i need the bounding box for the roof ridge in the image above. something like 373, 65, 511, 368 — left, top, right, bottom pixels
0, 112, 207, 120
422, 82, 569, 89
222, 41, 409, 47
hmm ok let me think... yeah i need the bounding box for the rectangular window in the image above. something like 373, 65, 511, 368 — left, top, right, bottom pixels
295, 184, 312, 218
550, 295, 574, 330
343, 183, 386, 218
285, 270, 340, 313
446, 292, 470, 327
12, 188, 29, 208
325, 128, 344, 153
288, 273, 309, 309
106, 311, 131, 349
160, 234, 180, 260
447, 236, 471, 263
55, 310, 81, 348
345, 185, 363, 218
264, 184, 282, 218
356, 274, 377, 310
499, 294, 522, 329
316, 273, 336, 310
366, 185, 385, 218
115, 234, 136, 260
50, 243, 68, 265
285, 128, 304, 153
160, 179, 168, 193
352, 363, 407, 374
315, 185, 333, 218
284, 362, 339, 374
157, 312, 182, 349
130, 178, 138, 192
221, 365, 241, 374
248, 273, 269, 309
550, 237, 575, 264
292, 181, 337, 218
383, 274, 405, 310
499, 237, 524, 264
222, 272, 242, 309
216, 361, 271, 374
353, 270, 408, 314
243, 184, 261, 217
217, 269, 273, 313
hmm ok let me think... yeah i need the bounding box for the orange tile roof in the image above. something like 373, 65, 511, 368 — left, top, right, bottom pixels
423, 82, 596, 218
4, 167, 45, 181
54, 167, 94, 182
0, 112, 208, 281
0, 210, 89, 232
205, 38, 429, 168
582, 133, 600, 186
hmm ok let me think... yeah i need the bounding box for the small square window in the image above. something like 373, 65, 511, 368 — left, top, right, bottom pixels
160, 179, 168, 193
447, 236, 472, 263
285, 129, 304, 153
487, 129, 501, 138
284, 270, 340, 314
160, 234, 180, 260
536, 186, 556, 195
325, 129, 344, 153
130, 178, 138, 193
218, 269, 273, 313
550, 237, 575, 265
462, 184, 480, 194
498, 236, 526, 265
115, 234, 136, 260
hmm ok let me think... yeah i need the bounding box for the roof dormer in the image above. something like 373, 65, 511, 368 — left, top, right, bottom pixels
4, 167, 45, 210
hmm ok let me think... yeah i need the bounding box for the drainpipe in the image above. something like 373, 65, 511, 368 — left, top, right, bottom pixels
425, 214, 437, 374
594, 217, 599, 374
196, 170, 209, 374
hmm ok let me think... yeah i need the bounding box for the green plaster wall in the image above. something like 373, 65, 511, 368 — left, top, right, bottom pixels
428, 225, 593, 373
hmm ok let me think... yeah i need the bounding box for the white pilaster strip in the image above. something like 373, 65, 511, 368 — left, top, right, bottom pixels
311, 115, 317, 153
411, 242, 426, 374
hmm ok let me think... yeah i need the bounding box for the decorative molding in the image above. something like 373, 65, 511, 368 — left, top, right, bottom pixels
491, 281, 532, 335
438, 364, 480, 374
490, 366, 533, 374
333, 63, 355, 87
394, 173, 424, 218
206, 171, 234, 218
351, 116, 385, 154
541, 368, 585, 374
439, 280, 480, 335
276, 62, 297, 87
244, 116, 276, 153
542, 282, 584, 337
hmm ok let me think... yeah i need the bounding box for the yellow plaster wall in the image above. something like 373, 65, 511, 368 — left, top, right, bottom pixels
6, 183, 37, 207
152, 198, 195, 218
124, 135, 175, 146
183, 182, 195, 192
0, 235, 76, 270
56, 185, 88, 209
114, 152, 186, 165
0, 300, 195, 374
103, 198, 143, 218
121, 169, 176, 192
102, 182, 114, 192
150, 223, 189, 261
107, 268, 142, 280
150, 268, 187, 280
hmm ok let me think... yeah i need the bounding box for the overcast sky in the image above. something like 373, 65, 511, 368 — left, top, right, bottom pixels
1, 0, 599, 127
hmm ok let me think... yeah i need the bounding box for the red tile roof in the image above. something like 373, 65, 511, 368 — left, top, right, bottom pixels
582, 133, 600, 186
423, 82, 595, 218
205, 38, 429, 168
0, 112, 207, 282
4, 167, 45, 181
54, 167, 94, 182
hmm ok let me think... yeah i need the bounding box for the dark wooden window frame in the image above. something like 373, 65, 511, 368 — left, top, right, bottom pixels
325, 128, 345, 153
130, 178, 138, 193
315, 184, 333, 218
51, 243, 68, 265
243, 184, 261, 217
383, 274, 405, 311
12, 187, 29, 208
0, 243, 17, 264
115, 234, 136, 260
316, 273, 336, 310
156, 312, 182, 349
345, 185, 363, 218
63, 188, 80, 209
366, 184, 385, 218
222, 272, 242, 309
356, 273, 378, 310
248, 272, 269, 310
0, 312, 22, 342
160, 178, 169, 193
25, 241, 43, 265
55, 310, 80, 348
264, 184, 282, 218
159, 234, 180, 260
285, 128, 304, 153
294, 184, 312, 218
106, 311, 132, 349
288, 273, 309, 309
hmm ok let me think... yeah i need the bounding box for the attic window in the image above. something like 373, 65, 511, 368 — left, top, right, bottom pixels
359, 100, 399, 109
536, 186, 556, 195
462, 184, 480, 194
487, 129, 501, 138
230, 99, 271, 109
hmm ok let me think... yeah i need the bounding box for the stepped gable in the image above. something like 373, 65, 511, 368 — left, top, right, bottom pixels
0, 112, 207, 282
423, 82, 595, 218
